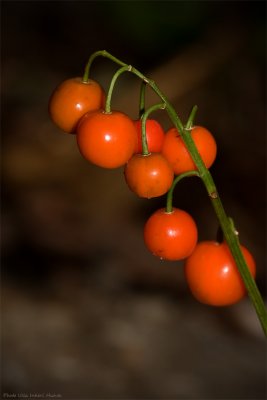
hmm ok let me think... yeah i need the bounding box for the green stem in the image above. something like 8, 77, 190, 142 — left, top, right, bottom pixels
84, 50, 267, 336
83, 50, 126, 82
105, 65, 130, 113
140, 103, 165, 156
166, 171, 200, 213
186, 105, 198, 130
209, 187, 267, 335
139, 81, 147, 119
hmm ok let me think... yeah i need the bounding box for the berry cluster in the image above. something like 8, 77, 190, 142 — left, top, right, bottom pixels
49, 56, 256, 308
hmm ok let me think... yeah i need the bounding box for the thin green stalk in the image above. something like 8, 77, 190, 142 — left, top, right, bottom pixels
84, 50, 267, 335
186, 105, 198, 130
166, 171, 200, 213
83, 50, 126, 82
105, 65, 131, 113
140, 103, 166, 156
139, 81, 147, 118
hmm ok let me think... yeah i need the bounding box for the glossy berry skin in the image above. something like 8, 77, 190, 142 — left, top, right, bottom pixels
143, 207, 198, 260
124, 153, 174, 198
162, 126, 217, 174
49, 77, 105, 133
133, 119, 165, 153
76, 110, 137, 169
184, 241, 256, 306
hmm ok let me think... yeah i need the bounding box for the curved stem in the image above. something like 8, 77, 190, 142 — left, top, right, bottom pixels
105, 65, 130, 113
166, 171, 200, 213
83, 50, 126, 82
84, 50, 267, 336
140, 102, 166, 156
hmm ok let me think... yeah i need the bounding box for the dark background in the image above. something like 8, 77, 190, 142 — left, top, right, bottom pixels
1, 1, 266, 399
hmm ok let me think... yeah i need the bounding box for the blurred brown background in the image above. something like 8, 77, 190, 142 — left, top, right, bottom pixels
1, 1, 266, 399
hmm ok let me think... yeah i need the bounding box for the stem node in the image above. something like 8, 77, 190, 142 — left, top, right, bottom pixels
183, 126, 193, 132
229, 217, 239, 236
210, 191, 218, 199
